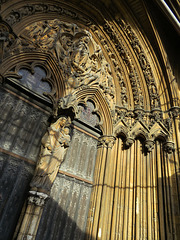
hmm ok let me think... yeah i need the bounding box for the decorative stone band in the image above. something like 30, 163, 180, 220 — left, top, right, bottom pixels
98, 135, 116, 148
124, 137, 174, 153
28, 191, 49, 207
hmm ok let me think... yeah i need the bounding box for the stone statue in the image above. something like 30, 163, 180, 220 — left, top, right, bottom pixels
30, 117, 71, 193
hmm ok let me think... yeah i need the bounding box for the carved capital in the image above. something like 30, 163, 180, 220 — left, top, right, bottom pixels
134, 108, 145, 121
169, 107, 180, 119
151, 109, 163, 122
98, 136, 116, 148
163, 141, 175, 154
145, 140, 154, 152
125, 137, 134, 148
28, 191, 48, 207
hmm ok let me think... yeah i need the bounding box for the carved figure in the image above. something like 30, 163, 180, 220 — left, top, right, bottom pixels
30, 117, 71, 193
9, 20, 115, 108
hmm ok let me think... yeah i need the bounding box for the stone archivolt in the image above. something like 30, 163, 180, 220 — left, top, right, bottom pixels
6, 20, 115, 111
0, 2, 179, 239
118, 19, 161, 109
1, 2, 162, 112
0, 16, 175, 152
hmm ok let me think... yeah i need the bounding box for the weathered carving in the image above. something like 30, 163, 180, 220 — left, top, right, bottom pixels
5, 4, 91, 27
163, 141, 175, 154
145, 140, 154, 152
90, 24, 128, 107
103, 21, 144, 108
9, 20, 115, 109
28, 191, 48, 207
98, 136, 116, 148
169, 107, 180, 118
30, 116, 71, 193
125, 137, 134, 147
114, 106, 174, 153
0, 21, 16, 61
117, 19, 161, 109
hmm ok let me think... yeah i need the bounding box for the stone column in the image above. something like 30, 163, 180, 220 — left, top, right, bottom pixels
17, 191, 48, 240
86, 135, 116, 239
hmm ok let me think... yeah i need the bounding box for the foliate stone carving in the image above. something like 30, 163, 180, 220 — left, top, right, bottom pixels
149, 109, 163, 128
90, 24, 128, 107
30, 116, 71, 194
114, 106, 174, 153
134, 108, 145, 121
98, 136, 116, 148
113, 106, 128, 125
163, 141, 175, 154
145, 140, 154, 152
117, 19, 161, 109
57, 94, 78, 117
9, 20, 115, 109
28, 191, 48, 207
125, 137, 134, 147
5, 4, 91, 27
103, 21, 144, 108
169, 107, 180, 118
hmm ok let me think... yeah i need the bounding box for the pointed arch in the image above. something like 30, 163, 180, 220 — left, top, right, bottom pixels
74, 86, 113, 136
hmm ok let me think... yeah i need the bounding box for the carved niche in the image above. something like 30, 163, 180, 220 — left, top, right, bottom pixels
7, 20, 115, 109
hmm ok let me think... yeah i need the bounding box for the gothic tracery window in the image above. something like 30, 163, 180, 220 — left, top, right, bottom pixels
18, 66, 51, 96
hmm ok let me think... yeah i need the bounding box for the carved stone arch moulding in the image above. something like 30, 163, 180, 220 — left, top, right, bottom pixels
0, 1, 154, 110
1, 1, 175, 132
0, 52, 67, 108
0, 19, 117, 110
1, 1, 163, 112
57, 86, 113, 136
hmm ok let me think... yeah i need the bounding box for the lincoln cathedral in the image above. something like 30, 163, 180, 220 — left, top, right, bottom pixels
0, 0, 179, 239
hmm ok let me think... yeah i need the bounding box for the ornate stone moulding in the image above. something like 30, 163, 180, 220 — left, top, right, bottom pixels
56, 86, 113, 136
113, 106, 175, 153
0, 20, 16, 62
28, 190, 49, 207
1, 1, 164, 112
3, 19, 116, 111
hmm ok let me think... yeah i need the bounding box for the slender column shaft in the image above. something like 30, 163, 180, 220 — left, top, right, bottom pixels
156, 141, 166, 240
97, 137, 116, 239
147, 152, 152, 240
127, 141, 135, 239
135, 139, 141, 240
17, 192, 48, 240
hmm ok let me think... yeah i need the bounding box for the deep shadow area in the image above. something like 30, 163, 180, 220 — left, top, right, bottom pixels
0, 153, 34, 240
35, 195, 95, 240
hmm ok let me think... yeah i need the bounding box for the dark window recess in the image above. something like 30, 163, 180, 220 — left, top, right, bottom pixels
5, 66, 52, 109
18, 67, 51, 95
79, 101, 100, 128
